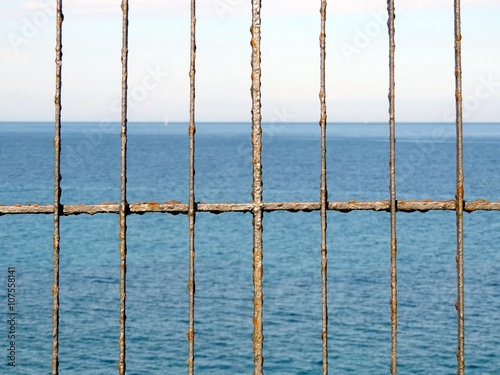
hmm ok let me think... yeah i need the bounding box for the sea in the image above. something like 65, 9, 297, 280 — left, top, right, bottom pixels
1, 121, 499, 374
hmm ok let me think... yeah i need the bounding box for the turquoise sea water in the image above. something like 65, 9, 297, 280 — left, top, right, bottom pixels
1, 122, 499, 374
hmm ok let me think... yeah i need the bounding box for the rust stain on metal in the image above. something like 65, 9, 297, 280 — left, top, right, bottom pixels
147, 202, 160, 211
164, 200, 182, 205
387, 1, 398, 373
3, 199, 500, 216
51, 1, 63, 374
319, 1, 329, 373
187, 0, 197, 373
117, 1, 129, 375
454, 1, 465, 373
250, 1, 264, 373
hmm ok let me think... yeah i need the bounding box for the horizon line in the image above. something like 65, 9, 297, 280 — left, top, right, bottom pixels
2, 121, 499, 125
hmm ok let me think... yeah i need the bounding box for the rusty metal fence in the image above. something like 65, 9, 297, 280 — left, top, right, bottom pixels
1, 1, 499, 374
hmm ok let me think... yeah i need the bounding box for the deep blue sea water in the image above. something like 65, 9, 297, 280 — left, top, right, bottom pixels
1, 122, 499, 374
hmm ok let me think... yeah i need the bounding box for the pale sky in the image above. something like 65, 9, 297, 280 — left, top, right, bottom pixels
1, 0, 499, 123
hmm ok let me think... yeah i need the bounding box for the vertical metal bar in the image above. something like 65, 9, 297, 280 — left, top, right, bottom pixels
52, 1, 63, 374
250, 1, 263, 374
187, 0, 197, 373
453, 1, 465, 374
387, 1, 398, 374
118, 1, 129, 374
319, 1, 328, 374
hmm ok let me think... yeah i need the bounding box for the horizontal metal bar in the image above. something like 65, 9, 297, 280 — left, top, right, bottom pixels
2, 199, 500, 215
